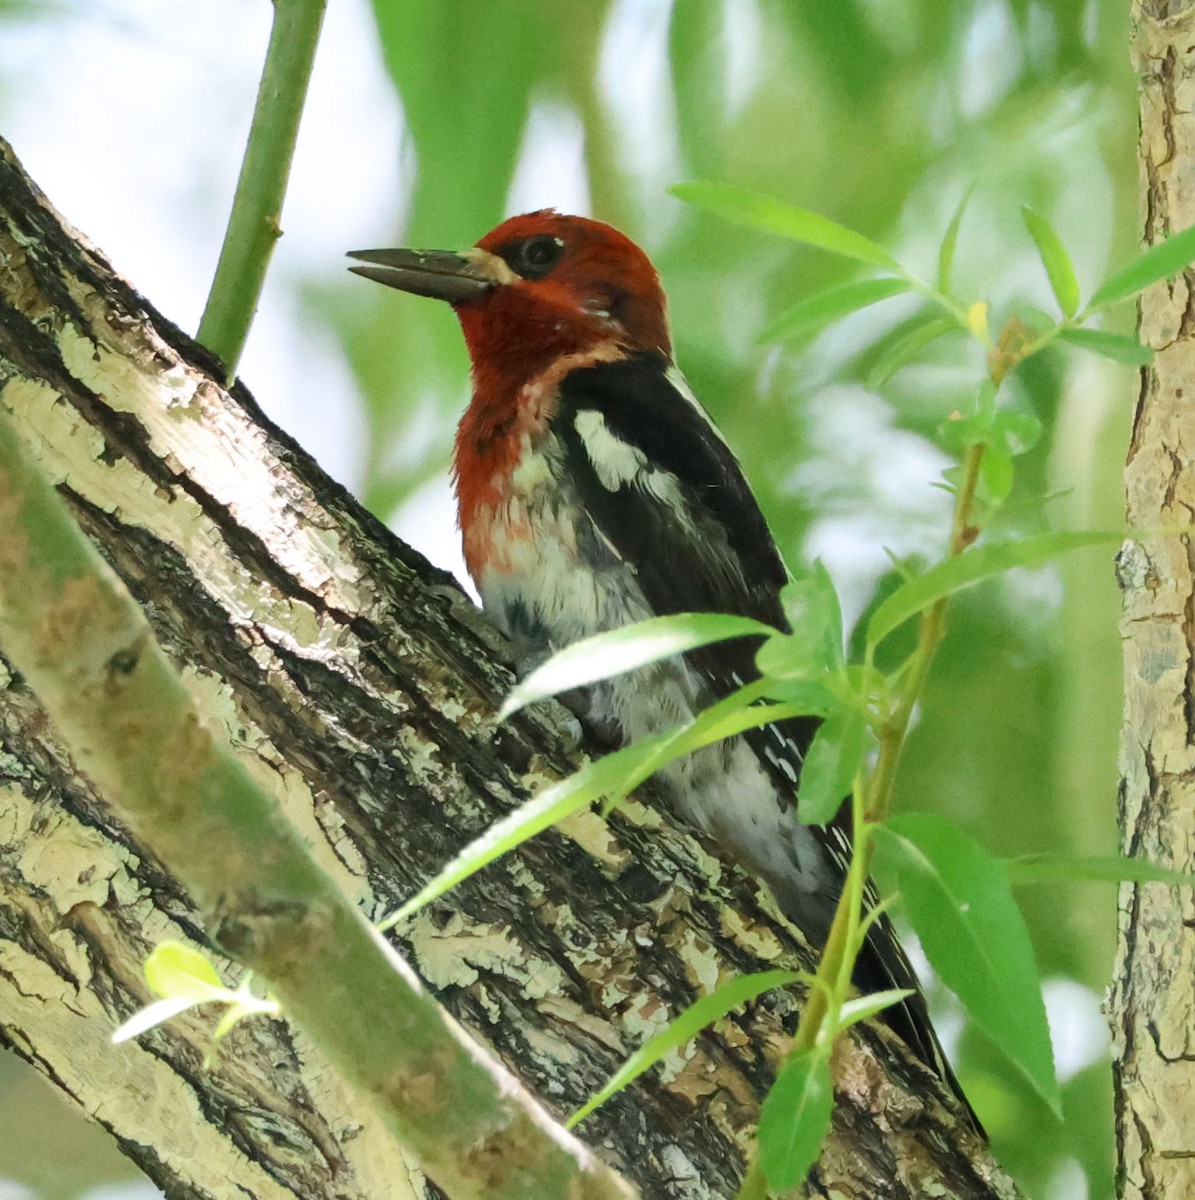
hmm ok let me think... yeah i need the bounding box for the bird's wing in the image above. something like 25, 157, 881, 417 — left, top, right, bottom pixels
556, 349, 820, 777
556, 351, 976, 1126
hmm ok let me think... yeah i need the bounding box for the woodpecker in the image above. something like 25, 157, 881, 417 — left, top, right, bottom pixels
350, 210, 967, 1112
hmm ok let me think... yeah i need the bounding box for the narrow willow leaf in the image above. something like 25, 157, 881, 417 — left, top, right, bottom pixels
759, 567, 843, 681
500, 613, 773, 719
866, 529, 1122, 647
976, 378, 998, 418
1004, 852, 1195, 888
594, 692, 824, 819
836, 988, 913, 1030
378, 730, 680, 929
797, 706, 865, 826
761, 678, 838, 715
875, 815, 1060, 1114
568, 969, 804, 1128
760, 278, 911, 343
1057, 327, 1154, 366
111, 997, 195, 1044
669, 700, 825, 762
1089, 222, 1195, 306
671, 181, 901, 269
1022, 207, 1081, 317
758, 1049, 834, 1190
866, 315, 958, 388
212, 1006, 250, 1042
937, 411, 991, 454
937, 191, 971, 294
144, 941, 227, 1002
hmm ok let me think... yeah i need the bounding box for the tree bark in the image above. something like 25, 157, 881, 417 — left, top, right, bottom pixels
0, 137, 1017, 1199
1117, 6, 1195, 1198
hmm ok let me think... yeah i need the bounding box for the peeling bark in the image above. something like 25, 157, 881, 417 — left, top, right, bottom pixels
1117, 6, 1195, 1199
0, 137, 1017, 1199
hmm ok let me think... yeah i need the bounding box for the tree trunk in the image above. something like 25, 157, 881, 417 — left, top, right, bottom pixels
0, 136, 1016, 1199
1116, 5, 1195, 1198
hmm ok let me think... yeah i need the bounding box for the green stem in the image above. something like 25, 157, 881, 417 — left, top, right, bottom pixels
736, 440, 988, 1199
196, 0, 327, 379
865, 440, 985, 825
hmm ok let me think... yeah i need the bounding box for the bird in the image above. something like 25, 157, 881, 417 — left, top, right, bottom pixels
349, 210, 970, 1118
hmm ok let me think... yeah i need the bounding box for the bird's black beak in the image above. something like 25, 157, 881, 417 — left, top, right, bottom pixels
347, 247, 497, 305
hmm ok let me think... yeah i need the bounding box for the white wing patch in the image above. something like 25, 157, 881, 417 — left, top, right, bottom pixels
573, 409, 690, 519
573, 409, 648, 490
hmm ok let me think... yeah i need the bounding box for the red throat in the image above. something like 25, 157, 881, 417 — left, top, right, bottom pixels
453, 341, 625, 581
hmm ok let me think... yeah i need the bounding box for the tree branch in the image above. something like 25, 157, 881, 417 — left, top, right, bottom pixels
0, 383, 636, 1199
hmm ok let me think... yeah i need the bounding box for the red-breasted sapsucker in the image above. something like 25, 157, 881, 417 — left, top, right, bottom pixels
350, 210, 967, 1112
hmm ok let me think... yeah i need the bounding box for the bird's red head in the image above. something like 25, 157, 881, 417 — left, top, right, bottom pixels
349, 210, 671, 402
464, 211, 670, 387
348, 212, 672, 578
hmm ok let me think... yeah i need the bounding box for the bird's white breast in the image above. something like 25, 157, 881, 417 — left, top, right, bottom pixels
473, 424, 836, 935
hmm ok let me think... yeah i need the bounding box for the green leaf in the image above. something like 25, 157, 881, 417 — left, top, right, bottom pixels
377, 730, 681, 929
757, 1049, 834, 1190
567, 969, 804, 1128
754, 634, 823, 681
874, 815, 1060, 1114
937, 191, 971, 294
797, 705, 866, 826
989, 408, 1043, 456
978, 446, 1014, 507
499, 613, 774, 720
836, 988, 914, 1030
760, 278, 912, 343
111, 997, 196, 1044
671, 181, 901, 269
1022, 207, 1081, 317
1004, 852, 1195, 888
144, 941, 227, 1002
1057, 327, 1154, 366
781, 564, 844, 663
757, 565, 845, 681
975, 378, 998, 418
866, 315, 958, 388
937, 401, 1040, 461
760, 678, 838, 716
668, 700, 825, 764
212, 1006, 252, 1043
866, 529, 1122, 647
1089, 222, 1195, 307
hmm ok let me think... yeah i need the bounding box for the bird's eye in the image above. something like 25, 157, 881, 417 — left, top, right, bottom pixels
507, 235, 565, 280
